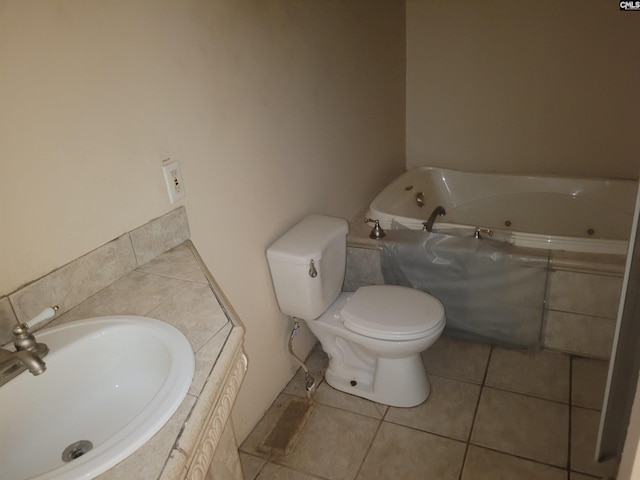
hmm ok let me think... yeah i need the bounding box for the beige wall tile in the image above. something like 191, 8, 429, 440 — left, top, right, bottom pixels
345, 247, 384, 286
547, 270, 622, 319
130, 207, 190, 266
0, 297, 17, 345
9, 234, 137, 326
551, 251, 626, 276
544, 310, 615, 359
51, 270, 196, 323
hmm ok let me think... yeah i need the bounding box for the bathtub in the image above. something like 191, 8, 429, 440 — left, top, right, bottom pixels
367, 167, 638, 255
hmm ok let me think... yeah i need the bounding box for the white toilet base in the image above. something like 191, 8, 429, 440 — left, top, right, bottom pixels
324, 353, 431, 407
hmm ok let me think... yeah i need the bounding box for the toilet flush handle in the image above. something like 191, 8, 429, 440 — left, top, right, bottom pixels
309, 259, 318, 278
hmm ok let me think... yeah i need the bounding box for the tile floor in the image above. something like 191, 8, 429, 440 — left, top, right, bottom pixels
239, 336, 618, 480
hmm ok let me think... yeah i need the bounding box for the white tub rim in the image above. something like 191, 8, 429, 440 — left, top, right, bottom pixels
367, 166, 638, 256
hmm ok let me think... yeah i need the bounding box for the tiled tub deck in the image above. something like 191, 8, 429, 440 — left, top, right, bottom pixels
345, 216, 625, 360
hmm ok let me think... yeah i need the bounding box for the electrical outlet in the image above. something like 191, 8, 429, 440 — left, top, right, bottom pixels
162, 160, 185, 204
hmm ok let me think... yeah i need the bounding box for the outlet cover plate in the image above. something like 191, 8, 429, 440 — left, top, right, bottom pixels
162, 160, 185, 204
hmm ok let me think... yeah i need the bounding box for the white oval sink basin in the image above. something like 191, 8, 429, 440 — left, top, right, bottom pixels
0, 315, 194, 480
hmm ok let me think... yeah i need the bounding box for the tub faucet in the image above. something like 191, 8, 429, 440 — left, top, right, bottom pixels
364, 217, 386, 240
423, 206, 446, 232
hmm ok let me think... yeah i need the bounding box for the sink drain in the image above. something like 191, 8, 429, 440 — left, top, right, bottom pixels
62, 440, 93, 462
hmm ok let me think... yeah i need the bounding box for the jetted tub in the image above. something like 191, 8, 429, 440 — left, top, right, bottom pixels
367, 167, 638, 255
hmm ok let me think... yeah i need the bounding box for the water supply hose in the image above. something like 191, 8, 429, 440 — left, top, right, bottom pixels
288, 318, 317, 398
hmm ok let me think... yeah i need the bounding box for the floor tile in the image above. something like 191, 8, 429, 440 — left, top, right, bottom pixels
239, 453, 265, 480
256, 463, 325, 480
357, 422, 466, 480
385, 375, 480, 441
461, 445, 567, 480
314, 382, 387, 419
243, 338, 621, 480
471, 387, 569, 467
422, 335, 491, 384
240, 394, 297, 457
280, 404, 379, 480
572, 357, 608, 410
571, 407, 618, 478
486, 347, 570, 402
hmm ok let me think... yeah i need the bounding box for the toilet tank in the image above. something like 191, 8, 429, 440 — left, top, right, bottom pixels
266, 215, 349, 320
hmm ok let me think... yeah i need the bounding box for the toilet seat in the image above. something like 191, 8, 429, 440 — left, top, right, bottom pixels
341, 285, 445, 341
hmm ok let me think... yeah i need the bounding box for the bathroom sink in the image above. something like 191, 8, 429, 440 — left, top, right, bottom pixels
0, 315, 194, 480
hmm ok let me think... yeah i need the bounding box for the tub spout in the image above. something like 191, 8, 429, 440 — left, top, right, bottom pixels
423, 206, 446, 232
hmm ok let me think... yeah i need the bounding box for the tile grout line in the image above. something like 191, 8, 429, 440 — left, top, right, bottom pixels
458, 344, 495, 480
352, 416, 385, 480
479, 384, 571, 407
568, 355, 574, 479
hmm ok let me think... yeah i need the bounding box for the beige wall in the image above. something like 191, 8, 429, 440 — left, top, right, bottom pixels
0, 0, 405, 441
406, 0, 640, 179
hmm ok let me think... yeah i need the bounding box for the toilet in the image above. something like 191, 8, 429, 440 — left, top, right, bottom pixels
266, 214, 446, 407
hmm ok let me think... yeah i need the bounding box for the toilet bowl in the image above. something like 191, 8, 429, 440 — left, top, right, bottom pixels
266, 215, 446, 407
313, 286, 445, 407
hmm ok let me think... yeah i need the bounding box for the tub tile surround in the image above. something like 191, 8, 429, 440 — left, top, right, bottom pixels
346, 214, 625, 359
241, 336, 618, 479
0, 207, 247, 480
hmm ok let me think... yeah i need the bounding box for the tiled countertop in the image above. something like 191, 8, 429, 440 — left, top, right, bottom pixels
42, 241, 245, 479
1, 208, 246, 479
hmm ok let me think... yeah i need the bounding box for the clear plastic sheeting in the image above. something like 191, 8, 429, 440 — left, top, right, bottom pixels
380, 229, 550, 348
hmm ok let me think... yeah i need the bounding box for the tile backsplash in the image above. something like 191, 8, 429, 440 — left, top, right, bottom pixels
0, 207, 190, 345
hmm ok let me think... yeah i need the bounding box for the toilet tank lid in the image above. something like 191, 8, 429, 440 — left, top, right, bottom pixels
266, 215, 348, 264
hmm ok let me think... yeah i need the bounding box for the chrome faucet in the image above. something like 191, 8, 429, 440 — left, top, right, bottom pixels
0, 306, 57, 386
364, 217, 386, 239
423, 206, 446, 232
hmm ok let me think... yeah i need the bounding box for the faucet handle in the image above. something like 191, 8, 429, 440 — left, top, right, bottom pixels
25, 306, 59, 330
12, 306, 56, 355
474, 227, 494, 239
12, 323, 49, 357
364, 218, 386, 239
